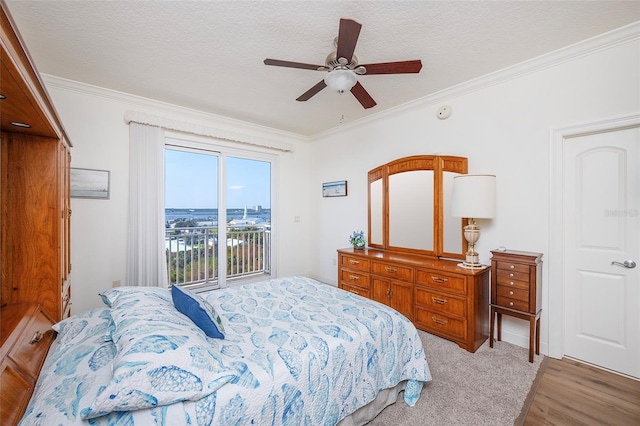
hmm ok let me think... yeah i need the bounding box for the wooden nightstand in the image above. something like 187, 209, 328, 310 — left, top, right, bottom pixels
490, 249, 543, 362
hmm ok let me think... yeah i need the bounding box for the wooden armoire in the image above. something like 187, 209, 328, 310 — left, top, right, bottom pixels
0, 1, 72, 321
1, 2, 72, 423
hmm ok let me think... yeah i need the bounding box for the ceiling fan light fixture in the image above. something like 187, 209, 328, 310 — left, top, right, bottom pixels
324, 69, 357, 93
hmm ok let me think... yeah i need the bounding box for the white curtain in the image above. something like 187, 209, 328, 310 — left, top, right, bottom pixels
126, 123, 168, 288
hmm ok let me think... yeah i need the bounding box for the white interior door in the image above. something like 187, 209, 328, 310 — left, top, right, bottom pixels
563, 125, 639, 378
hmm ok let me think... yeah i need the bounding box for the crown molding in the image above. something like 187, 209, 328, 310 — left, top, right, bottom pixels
41, 74, 309, 145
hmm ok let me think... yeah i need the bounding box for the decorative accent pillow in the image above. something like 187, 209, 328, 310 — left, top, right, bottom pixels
171, 284, 225, 339
81, 299, 235, 419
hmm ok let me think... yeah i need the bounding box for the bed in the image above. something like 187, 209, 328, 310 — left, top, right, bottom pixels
19, 276, 431, 425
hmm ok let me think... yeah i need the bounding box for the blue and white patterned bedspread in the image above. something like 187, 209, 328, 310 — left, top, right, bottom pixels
20, 276, 431, 425
193, 276, 432, 425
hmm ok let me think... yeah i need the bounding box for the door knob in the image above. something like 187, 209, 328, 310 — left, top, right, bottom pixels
611, 260, 637, 269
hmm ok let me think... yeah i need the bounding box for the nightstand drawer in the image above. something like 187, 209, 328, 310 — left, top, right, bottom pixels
415, 308, 466, 341
497, 285, 529, 302
371, 261, 413, 280
496, 262, 530, 274
340, 270, 370, 289
496, 268, 529, 283
496, 296, 529, 312
415, 287, 466, 317
340, 255, 370, 272
416, 270, 466, 295
496, 270, 529, 289
340, 283, 370, 299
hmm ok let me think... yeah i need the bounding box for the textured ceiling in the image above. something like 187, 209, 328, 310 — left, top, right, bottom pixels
5, 1, 640, 137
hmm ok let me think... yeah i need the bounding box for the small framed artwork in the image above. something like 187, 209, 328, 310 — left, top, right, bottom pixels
322, 180, 348, 197
71, 168, 110, 199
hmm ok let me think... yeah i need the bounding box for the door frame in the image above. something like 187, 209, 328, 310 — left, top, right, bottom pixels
548, 113, 640, 359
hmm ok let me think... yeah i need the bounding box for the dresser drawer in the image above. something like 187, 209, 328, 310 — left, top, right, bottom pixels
497, 285, 529, 302
371, 261, 413, 281
415, 287, 466, 318
496, 268, 529, 284
340, 255, 370, 272
416, 269, 467, 295
496, 296, 529, 312
0, 360, 33, 426
495, 261, 530, 274
340, 269, 370, 290
340, 283, 370, 299
7, 310, 55, 380
415, 308, 466, 341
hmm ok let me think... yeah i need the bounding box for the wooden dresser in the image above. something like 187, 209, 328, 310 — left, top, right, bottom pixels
1, 3, 72, 424
338, 247, 490, 352
489, 249, 543, 362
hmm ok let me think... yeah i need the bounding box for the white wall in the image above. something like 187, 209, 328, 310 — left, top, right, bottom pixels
44, 24, 639, 354
45, 79, 313, 314
308, 30, 640, 352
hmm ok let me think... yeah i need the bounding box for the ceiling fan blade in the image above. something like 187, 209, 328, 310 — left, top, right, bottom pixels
296, 80, 327, 101
264, 58, 324, 71
336, 19, 362, 63
360, 60, 423, 75
350, 82, 376, 109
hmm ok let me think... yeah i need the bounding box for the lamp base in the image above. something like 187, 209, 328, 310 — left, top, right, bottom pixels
457, 261, 486, 269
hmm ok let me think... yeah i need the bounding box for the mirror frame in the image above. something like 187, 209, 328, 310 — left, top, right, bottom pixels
367, 154, 468, 258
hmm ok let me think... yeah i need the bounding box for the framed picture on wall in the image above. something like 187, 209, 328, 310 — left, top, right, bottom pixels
71, 168, 110, 199
322, 180, 347, 197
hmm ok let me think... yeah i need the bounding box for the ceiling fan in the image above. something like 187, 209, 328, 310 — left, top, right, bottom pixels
264, 18, 422, 109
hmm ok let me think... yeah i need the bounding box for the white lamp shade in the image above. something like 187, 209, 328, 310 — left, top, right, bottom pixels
451, 174, 496, 219
324, 69, 357, 92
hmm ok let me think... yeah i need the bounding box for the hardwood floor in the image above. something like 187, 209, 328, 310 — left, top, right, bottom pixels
522, 357, 640, 425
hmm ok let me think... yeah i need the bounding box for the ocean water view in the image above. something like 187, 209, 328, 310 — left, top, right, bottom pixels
165, 208, 271, 222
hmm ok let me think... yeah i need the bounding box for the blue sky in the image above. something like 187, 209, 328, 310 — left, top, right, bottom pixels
165, 149, 270, 209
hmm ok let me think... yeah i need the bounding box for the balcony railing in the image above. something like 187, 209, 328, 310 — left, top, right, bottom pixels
165, 225, 271, 287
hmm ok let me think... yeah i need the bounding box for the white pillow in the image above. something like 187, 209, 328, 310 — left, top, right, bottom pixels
81, 297, 236, 419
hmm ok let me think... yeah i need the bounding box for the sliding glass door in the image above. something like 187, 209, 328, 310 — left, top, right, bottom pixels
165, 140, 272, 289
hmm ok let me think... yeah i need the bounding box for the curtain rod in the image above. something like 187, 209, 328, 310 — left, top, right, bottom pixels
124, 111, 294, 153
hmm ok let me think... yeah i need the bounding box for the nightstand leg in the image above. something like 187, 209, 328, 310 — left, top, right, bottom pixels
535, 317, 540, 355
496, 312, 502, 342
529, 317, 535, 363
490, 307, 495, 348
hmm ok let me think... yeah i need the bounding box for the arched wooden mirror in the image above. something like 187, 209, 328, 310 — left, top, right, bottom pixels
367, 155, 468, 258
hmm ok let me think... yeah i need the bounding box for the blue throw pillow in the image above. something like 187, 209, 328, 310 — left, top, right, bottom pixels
171, 285, 225, 339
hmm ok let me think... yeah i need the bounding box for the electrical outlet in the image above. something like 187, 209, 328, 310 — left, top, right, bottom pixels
112, 280, 122, 288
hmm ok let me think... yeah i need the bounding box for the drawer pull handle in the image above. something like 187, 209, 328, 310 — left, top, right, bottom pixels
431, 276, 448, 284
509, 273, 514, 277
350, 289, 360, 295
349, 260, 360, 265
509, 291, 514, 295
510, 265, 515, 269
431, 316, 448, 325
431, 297, 447, 305
30, 331, 44, 344
349, 275, 359, 281
384, 267, 397, 273
509, 301, 514, 307
509, 281, 514, 286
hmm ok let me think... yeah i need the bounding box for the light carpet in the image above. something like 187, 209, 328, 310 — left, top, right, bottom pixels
368, 330, 544, 425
